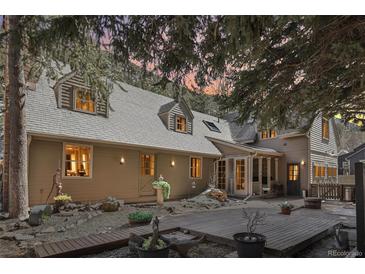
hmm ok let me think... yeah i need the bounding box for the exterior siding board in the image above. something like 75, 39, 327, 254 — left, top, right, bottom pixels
168, 104, 193, 134
57, 74, 108, 117
28, 138, 213, 206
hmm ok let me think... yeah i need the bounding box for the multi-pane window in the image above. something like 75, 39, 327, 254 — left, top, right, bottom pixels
328, 167, 337, 177
74, 87, 96, 113
322, 118, 329, 140
217, 160, 226, 189
64, 144, 92, 177
235, 159, 246, 190
141, 154, 155, 176
313, 164, 326, 177
190, 157, 202, 178
288, 164, 299, 181
176, 116, 187, 133
261, 129, 277, 139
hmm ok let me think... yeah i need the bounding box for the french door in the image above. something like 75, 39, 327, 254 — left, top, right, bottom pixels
214, 160, 227, 191
234, 158, 247, 195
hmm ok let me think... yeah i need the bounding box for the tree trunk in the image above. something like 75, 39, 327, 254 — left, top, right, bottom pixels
2, 16, 10, 212
7, 15, 29, 219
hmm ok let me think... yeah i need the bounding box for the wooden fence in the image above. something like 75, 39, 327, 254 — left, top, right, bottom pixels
310, 183, 356, 201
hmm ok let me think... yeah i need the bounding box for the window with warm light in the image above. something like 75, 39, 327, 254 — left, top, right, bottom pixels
74, 87, 96, 113
322, 117, 329, 140
288, 164, 299, 181
141, 154, 155, 176
64, 144, 92, 177
176, 116, 187, 133
313, 164, 326, 178
327, 167, 337, 177
190, 157, 202, 179
261, 129, 277, 139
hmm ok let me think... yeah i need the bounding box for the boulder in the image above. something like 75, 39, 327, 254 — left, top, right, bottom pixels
28, 205, 53, 226
41, 226, 56, 233
0, 212, 10, 220
0, 232, 16, 240
15, 234, 35, 241
101, 197, 120, 212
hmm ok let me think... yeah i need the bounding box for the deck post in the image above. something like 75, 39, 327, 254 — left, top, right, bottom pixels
355, 162, 365, 257
259, 157, 263, 195
248, 155, 253, 195
275, 158, 279, 182
267, 157, 271, 192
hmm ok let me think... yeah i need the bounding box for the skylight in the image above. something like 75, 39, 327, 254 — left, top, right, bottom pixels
203, 120, 221, 133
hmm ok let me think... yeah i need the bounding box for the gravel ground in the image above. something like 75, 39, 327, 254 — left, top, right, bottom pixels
82, 240, 235, 258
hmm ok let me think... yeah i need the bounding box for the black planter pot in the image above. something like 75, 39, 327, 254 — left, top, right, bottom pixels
136, 244, 171, 258
233, 232, 266, 258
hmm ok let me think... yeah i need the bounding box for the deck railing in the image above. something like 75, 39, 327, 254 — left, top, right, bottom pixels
310, 183, 356, 201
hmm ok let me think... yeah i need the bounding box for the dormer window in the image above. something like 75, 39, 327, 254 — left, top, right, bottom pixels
261, 129, 277, 139
74, 87, 96, 113
176, 116, 187, 133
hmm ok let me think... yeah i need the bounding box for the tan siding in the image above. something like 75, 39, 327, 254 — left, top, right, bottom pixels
28, 138, 214, 205
256, 135, 309, 192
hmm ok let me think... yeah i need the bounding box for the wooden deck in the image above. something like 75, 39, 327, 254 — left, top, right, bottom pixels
34, 208, 341, 258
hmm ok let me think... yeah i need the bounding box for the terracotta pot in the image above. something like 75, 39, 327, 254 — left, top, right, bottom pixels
281, 207, 291, 215
128, 218, 152, 226
136, 243, 171, 258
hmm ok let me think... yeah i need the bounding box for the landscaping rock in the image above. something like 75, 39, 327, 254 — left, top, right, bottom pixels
41, 226, 56, 233
66, 223, 75, 229
15, 234, 35, 241
91, 203, 102, 210
28, 204, 53, 226
0, 224, 8, 232
77, 219, 87, 226
0, 232, 16, 240
101, 197, 120, 212
0, 212, 10, 220
57, 226, 66, 233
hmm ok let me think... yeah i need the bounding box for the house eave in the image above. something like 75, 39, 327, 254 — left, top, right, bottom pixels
206, 136, 284, 157
27, 131, 222, 158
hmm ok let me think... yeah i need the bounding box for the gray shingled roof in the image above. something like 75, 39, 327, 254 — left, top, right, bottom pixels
25, 73, 235, 156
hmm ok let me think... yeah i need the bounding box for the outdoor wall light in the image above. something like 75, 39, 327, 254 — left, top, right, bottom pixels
301, 160, 305, 166
171, 160, 175, 167
120, 156, 125, 165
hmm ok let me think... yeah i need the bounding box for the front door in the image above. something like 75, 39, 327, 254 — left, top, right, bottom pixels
139, 153, 155, 196
234, 158, 247, 195
287, 163, 300, 196
214, 160, 227, 191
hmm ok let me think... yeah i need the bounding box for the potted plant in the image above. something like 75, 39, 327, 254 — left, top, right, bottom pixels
233, 209, 266, 258
152, 175, 171, 205
279, 201, 294, 215
136, 216, 171, 258
53, 194, 72, 213
128, 211, 153, 225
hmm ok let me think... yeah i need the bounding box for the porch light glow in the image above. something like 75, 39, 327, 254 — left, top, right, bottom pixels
171, 160, 175, 167
120, 156, 125, 165
301, 160, 305, 166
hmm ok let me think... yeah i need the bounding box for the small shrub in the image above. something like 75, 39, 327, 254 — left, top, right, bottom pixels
128, 211, 153, 223
278, 201, 294, 209
54, 194, 72, 202
142, 236, 167, 250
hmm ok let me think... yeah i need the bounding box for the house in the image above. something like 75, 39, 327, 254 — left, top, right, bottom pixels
338, 143, 365, 175
24, 71, 338, 206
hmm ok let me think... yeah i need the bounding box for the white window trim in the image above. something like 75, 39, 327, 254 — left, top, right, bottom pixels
62, 142, 93, 179
189, 156, 203, 179
73, 87, 97, 115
